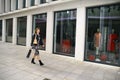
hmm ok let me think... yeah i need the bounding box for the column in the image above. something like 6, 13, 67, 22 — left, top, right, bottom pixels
46, 11, 54, 53
75, 7, 86, 61
26, 0, 30, 7
26, 15, 32, 47
35, 0, 40, 5
12, 17, 17, 45
2, 19, 6, 42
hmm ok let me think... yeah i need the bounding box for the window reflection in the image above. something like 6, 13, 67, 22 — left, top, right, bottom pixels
6, 19, 13, 43
32, 13, 47, 50
17, 16, 27, 45
40, 0, 46, 4
31, 0, 35, 6
54, 10, 76, 57
85, 4, 120, 66
0, 20, 2, 40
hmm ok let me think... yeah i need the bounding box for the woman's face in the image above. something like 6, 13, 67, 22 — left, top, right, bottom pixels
37, 29, 40, 34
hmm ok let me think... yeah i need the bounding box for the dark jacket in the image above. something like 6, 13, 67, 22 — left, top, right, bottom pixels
31, 34, 43, 46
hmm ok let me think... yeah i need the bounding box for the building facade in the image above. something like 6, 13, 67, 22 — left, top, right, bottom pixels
0, 0, 120, 66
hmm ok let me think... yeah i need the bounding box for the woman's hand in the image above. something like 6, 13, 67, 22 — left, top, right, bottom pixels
42, 45, 45, 48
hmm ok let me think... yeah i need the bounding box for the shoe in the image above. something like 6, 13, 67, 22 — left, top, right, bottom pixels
39, 60, 44, 66
31, 58, 36, 64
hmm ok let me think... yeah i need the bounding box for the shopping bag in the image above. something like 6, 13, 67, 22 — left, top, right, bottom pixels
26, 49, 32, 58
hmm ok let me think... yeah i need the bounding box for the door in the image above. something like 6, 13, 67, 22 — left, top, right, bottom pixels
17, 16, 27, 45
6, 19, 13, 42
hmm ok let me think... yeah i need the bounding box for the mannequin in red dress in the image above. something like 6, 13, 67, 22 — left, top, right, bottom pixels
107, 29, 118, 52
94, 29, 101, 55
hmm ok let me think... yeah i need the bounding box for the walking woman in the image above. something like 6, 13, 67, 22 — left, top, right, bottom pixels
31, 27, 44, 66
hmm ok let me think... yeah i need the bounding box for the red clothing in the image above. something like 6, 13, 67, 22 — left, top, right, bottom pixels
107, 34, 118, 52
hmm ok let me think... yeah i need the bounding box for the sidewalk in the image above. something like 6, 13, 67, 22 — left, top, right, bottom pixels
0, 42, 120, 80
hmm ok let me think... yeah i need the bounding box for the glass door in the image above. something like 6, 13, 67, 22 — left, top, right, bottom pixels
6, 19, 13, 42
0, 20, 2, 40
17, 16, 27, 46
53, 9, 76, 57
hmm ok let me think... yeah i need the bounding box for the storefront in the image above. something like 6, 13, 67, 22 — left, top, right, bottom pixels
0, 0, 120, 66
85, 3, 120, 66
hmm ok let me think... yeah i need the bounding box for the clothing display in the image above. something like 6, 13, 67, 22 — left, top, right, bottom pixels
94, 32, 101, 47
107, 34, 118, 52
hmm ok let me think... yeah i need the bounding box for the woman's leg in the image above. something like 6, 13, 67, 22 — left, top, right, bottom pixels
36, 53, 44, 66
31, 50, 36, 64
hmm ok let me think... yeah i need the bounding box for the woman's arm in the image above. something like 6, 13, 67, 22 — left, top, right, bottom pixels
31, 34, 35, 46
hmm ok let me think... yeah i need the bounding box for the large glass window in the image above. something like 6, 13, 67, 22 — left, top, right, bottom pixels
16, 0, 18, 10
23, 0, 26, 8
10, 0, 11, 11
6, 18, 13, 43
31, 0, 35, 6
40, 0, 46, 4
85, 3, 120, 66
32, 13, 47, 50
54, 9, 76, 57
0, 20, 2, 40
17, 16, 27, 45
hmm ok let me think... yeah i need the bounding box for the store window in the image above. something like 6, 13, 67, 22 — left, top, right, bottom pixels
23, 0, 26, 8
0, 20, 2, 40
16, 0, 18, 10
31, 0, 35, 6
85, 3, 120, 66
10, 0, 11, 11
6, 18, 13, 43
53, 9, 76, 57
40, 0, 46, 4
17, 16, 27, 45
32, 13, 47, 50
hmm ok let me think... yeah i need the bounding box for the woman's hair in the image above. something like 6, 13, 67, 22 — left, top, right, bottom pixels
35, 27, 40, 34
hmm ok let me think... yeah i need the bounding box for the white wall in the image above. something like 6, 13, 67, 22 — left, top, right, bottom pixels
46, 11, 54, 53
26, 15, 32, 47
12, 17, 17, 44
2, 19, 6, 42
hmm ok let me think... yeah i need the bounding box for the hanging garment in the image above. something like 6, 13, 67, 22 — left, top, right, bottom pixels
107, 34, 118, 52
94, 32, 101, 47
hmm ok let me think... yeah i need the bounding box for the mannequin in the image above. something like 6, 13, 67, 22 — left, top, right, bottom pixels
94, 28, 101, 55
107, 29, 118, 52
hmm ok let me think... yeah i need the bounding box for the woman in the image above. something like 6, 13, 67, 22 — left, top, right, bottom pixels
31, 28, 44, 66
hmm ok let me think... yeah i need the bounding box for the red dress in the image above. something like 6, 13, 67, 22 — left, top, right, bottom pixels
107, 34, 118, 52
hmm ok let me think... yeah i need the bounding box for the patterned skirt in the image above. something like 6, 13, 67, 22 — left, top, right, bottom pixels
32, 44, 40, 55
